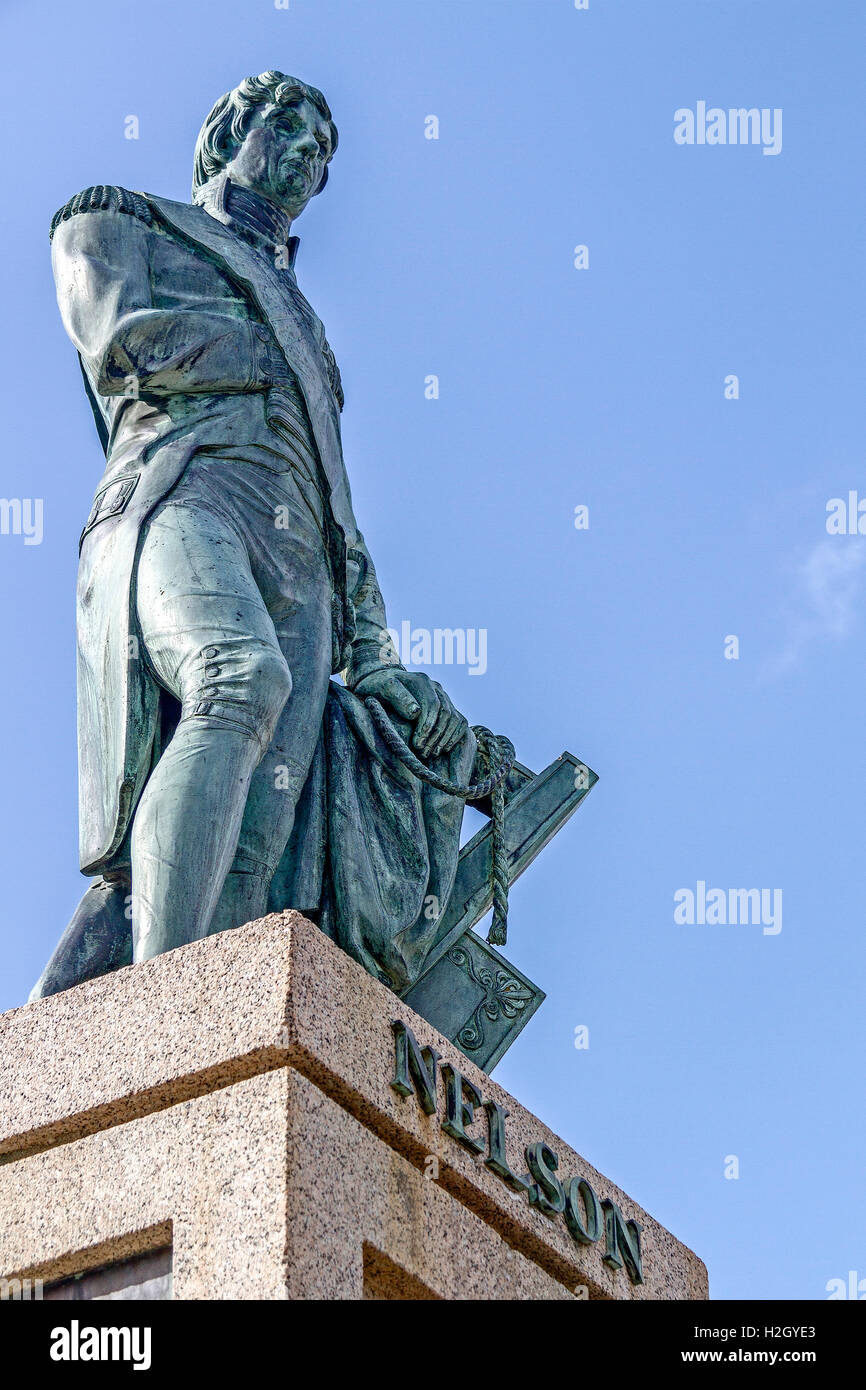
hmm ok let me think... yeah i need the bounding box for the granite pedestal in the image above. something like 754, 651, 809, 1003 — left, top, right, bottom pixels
0, 914, 708, 1300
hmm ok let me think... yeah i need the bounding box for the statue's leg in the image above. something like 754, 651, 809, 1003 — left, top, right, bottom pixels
207, 488, 335, 934
208, 594, 333, 934
130, 497, 292, 961
28, 877, 132, 1000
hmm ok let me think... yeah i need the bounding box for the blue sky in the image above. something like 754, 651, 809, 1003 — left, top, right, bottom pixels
0, 0, 863, 1300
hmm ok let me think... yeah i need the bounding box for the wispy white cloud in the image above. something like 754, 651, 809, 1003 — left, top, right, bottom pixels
762, 538, 866, 679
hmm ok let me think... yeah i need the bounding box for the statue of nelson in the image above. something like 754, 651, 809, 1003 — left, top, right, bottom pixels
32, 72, 479, 999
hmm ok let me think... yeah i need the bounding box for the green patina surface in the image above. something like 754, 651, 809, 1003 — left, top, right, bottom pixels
32, 71, 596, 1070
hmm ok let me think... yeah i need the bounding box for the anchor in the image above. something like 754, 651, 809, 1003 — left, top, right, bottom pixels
403, 750, 597, 1071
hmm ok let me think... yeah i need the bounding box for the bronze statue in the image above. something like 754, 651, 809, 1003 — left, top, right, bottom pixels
33, 72, 595, 1072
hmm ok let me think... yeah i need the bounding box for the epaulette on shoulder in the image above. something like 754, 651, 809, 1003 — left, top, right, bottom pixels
49, 185, 153, 242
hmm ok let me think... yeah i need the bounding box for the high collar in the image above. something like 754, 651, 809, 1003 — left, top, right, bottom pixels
195, 175, 300, 267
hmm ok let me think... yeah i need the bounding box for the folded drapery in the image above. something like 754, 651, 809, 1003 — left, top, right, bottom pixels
269, 681, 477, 992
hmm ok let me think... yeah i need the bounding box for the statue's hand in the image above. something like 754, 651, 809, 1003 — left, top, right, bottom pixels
353, 669, 469, 759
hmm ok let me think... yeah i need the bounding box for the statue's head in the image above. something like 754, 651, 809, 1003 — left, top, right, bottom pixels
192, 71, 338, 220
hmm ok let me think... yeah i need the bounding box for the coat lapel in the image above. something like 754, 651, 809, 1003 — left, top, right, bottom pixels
145, 193, 355, 542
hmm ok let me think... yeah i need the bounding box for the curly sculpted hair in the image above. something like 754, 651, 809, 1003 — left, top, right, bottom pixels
192, 70, 338, 199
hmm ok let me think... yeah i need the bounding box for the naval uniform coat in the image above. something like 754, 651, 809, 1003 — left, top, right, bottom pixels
50, 183, 393, 877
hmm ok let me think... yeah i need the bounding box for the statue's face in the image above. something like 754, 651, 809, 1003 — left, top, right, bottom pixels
223, 97, 333, 219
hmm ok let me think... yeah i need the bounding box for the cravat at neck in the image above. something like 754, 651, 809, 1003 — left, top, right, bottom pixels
224, 182, 294, 254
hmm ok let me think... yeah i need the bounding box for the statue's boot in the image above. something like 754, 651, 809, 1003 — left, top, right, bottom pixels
28, 877, 132, 1000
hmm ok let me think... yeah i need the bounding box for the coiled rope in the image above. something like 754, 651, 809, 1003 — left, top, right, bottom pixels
364, 697, 515, 946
